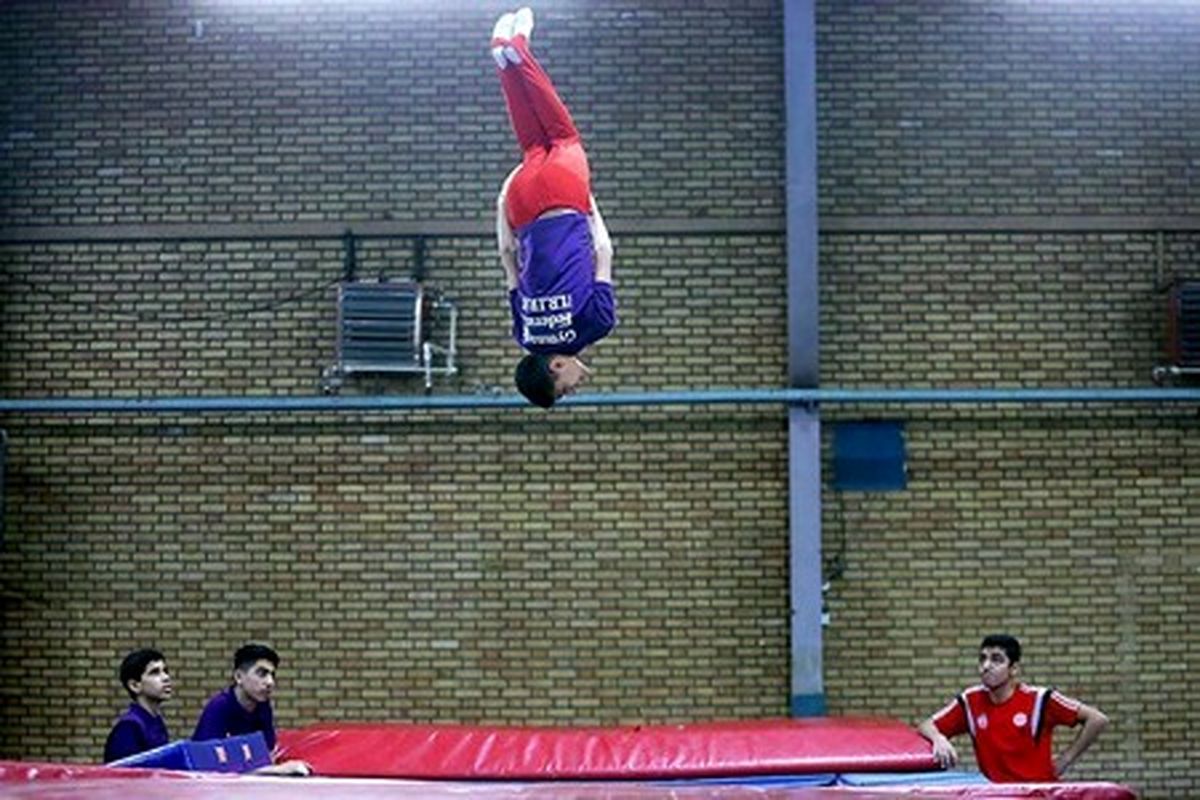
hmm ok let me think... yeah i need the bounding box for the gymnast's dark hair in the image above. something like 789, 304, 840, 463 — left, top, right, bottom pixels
234, 643, 280, 672
980, 634, 1021, 664
515, 353, 556, 409
119, 648, 165, 698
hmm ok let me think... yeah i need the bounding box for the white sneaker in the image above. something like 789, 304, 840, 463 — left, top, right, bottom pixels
491, 12, 516, 68
512, 7, 534, 42
491, 11, 516, 45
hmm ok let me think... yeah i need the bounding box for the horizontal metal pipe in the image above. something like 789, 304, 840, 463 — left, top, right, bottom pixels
821, 214, 1200, 233
5, 214, 1198, 245
0, 217, 783, 245
1, 388, 1199, 414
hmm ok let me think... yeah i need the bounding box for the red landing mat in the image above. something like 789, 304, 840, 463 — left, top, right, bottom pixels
276, 717, 940, 780
0, 773, 1139, 800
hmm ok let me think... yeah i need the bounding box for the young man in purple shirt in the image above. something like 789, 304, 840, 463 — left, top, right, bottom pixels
103, 648, 173, 762
492, 8, 617, 408
193, 643, 311, 776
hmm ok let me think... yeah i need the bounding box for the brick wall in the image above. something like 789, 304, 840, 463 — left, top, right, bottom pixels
2, 1, 1199, 798
0, 407, 790, 739
818, 0, 1200, 216
815, 3, 1200, 795
0, 0, 784, 224
820, 406, 1200, 795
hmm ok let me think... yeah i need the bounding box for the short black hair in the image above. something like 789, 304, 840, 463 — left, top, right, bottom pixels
119, 648, 165, 699
980, 634, 1021, 664
514, 353, 556, 408
234, 643, 280, 672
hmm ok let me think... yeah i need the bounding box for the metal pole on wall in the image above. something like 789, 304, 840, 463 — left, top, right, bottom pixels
784, 0, 825, 717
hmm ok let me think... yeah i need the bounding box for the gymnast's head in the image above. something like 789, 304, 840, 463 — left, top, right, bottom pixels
514, 353, 593, 408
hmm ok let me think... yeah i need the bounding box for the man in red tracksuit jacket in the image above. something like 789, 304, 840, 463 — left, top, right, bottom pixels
917, 634, 1109, 782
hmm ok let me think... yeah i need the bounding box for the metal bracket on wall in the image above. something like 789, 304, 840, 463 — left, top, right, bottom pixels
342, 229, 429, 283
412, 236, 428, 283
342, 229, 358, 282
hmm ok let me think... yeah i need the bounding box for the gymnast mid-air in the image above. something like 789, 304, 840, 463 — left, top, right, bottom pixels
490, 7, 616, 408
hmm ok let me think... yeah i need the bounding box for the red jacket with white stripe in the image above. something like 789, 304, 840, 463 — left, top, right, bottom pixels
932, 682, 1081, 782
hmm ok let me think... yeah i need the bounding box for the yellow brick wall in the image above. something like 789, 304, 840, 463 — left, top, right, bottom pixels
821, 408, 1200, 797
819, 232, 1200, 798
0, 407, 792, 737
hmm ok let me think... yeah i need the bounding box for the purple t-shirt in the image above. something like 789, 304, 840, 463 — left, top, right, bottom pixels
192, 687, 276, 751
509, 212, 616, 355
104, 702, 170, 762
